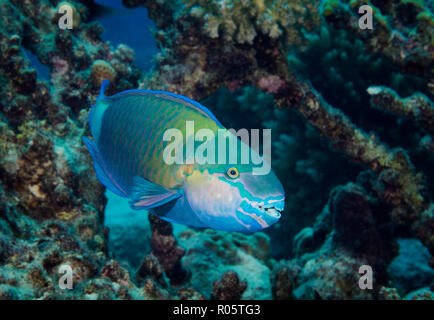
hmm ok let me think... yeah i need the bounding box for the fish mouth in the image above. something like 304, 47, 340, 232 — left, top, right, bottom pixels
264, 206, 282, 218
250, 201, 283, 219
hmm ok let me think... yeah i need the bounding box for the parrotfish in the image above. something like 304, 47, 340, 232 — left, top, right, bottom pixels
84, 80, 285, 232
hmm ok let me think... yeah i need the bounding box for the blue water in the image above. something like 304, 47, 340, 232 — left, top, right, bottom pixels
95, 0, 159, 71
22, 48, 50, 80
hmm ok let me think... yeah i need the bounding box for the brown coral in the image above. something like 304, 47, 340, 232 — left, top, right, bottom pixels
368, 86, 434, 136
148, 214, 187, 284
211, 271, 247, 300
91, 60, 116, 88
0, 0, 141, 300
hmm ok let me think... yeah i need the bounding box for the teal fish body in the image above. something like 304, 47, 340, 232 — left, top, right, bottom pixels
84, 80, 285, 232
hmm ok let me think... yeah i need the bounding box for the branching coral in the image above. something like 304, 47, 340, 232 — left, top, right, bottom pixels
368, 86, 434, 137
292, 89, 432, 254
322, 0, 433, 83
201, 86, 361, 256
184, 0, 321, 47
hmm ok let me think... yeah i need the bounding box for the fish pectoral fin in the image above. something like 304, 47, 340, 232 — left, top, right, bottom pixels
128, 176, 183, 210
83, 137, 128, 197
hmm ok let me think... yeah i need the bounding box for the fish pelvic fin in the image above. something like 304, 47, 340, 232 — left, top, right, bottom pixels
128, 176, 183, 210
83, 137, 128, 197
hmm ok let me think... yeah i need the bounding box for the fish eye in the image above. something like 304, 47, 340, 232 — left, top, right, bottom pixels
226, 167, 239, 179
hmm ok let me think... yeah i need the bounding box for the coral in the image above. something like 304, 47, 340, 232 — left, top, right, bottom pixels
293, 205, 332, 256
271, 261, 299, 299
177, 287, 206, 300
387, 238, 434, 293
134, 0, 433, 258
368, 86, 434, 136
291, 90, 432, 255
211, 271, 247, 300
258, 75, 287, 94
404, 287, 434, 300
1, 0, 433, 301
277, 176, 398, 299
287, 24, 428, 147
330, 183, 396, 266
322, 0, 433, 80
274, 168, 432, 300
378, 286, 401, 300
51, 56, 70, 79
293, 253, 375, 299
148, 214, 186, 284
184, 0, 321, 47
0, 0, 143, 300
201, 86, 360, 257
142, 278, 170, 299
101, 260, 132, 288
176, 228, 272, 299
135, 254, 168, 288
91, 60, 116, 87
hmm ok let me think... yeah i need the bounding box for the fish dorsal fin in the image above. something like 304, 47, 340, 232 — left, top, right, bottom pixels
99, 79, 110, 99
128, 176, 183, 210
88, 79, 111, 141
107, 89, 224, 127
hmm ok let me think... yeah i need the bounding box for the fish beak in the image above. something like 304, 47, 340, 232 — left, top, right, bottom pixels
264, 206, 282, 219
250, 198, 284, 220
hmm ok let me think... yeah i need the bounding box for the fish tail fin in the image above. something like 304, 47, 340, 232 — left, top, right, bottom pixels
83, 137, 128, 197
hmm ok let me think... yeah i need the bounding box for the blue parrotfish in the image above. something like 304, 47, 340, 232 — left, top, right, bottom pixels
84, 80, 285, 232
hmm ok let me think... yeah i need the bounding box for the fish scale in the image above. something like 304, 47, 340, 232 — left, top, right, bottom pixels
97, 92, 219, 191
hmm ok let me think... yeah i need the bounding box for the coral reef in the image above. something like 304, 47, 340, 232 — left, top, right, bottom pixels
0, 0, 141, 299
91, 59, 116, 87
404, 287, 434, 300
201, 86, 360, 256
211, 271, 247, 300
273, 176, 398, 299
322, 0, 433, 81
1, 0, 433, 301
184, 0, 321, 47
271, 261, 299, 299
387, 238, 434, 293
133, 0, 433, 261
176, 228, 273, 299
368, 86, 434, 136
148, 214, 186, 284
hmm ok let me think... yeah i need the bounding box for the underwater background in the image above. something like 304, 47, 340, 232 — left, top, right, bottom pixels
0, 0, 433, 300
